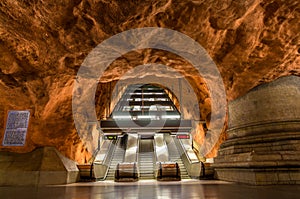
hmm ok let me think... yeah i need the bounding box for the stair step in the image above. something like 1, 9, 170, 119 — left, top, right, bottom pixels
104, 138, 126, 180
138, 140, 155, 180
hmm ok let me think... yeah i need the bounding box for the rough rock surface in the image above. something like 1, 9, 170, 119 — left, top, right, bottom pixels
0, 0, 299, 163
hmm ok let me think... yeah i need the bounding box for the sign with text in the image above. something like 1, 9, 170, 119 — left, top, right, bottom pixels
104, 135, 118, 140
2, 110, 30, 146
176, 134, 190, 139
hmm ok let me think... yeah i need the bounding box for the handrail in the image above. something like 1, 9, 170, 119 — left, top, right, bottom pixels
179, 139, 199, 164
94, 139, 114, 165
103, 139, 116, 166
93, 138, 119, 180
174, 137, 202, 178
88, 147, 101, 164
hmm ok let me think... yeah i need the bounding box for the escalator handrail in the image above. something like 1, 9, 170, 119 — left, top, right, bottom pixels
88, 148, 100, 164
92, 139, 115, 165
104, 138, 124, 180
177, 139, 200, 164
88, 138, 108, 164
102, 139, 116, 166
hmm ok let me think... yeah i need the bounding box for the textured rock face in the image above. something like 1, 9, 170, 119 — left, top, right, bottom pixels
0, 0, 299, 163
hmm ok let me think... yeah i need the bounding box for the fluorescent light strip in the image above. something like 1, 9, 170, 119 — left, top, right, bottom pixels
137, 115, 157, 119
161, 115, 181, 119
129, 92, 165, 95
112, 115, 132, 119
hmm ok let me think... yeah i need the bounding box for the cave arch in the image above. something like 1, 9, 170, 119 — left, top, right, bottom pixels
73, 27, 226, 157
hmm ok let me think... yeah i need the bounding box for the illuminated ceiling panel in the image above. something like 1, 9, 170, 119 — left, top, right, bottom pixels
112, 84, 180, 120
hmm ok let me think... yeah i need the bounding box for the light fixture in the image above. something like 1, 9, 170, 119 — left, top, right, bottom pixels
161, 115, 181, 119
112, 115, 132, 119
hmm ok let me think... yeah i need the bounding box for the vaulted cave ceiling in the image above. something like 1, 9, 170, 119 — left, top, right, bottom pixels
0, 0, 299, 162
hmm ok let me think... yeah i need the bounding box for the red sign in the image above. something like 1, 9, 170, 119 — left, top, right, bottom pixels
176, 134, 190, 139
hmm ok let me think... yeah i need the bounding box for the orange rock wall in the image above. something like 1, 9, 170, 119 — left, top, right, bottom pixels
0, 0, 299, 163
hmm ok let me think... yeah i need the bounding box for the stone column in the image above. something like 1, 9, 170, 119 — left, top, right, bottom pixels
0, 147, 79, 186
214, 75, 300, 185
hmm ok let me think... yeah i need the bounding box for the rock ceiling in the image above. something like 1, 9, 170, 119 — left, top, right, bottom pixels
0, 0, 299, 162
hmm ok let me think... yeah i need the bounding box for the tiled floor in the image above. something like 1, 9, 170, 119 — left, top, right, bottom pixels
1, 180, 300, 199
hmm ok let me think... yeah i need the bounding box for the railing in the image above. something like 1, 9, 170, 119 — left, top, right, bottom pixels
175, 138, 202, 178
93, 139, 117, 180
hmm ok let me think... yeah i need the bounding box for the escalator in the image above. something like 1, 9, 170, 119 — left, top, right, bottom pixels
105, 136, 126, 180
165, 135, 190, 179
81, 84, 202, 182
138, 138, 155, 180
89, 132, 200, 181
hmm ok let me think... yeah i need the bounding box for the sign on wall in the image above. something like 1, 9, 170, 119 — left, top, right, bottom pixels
2, 110, 30, 146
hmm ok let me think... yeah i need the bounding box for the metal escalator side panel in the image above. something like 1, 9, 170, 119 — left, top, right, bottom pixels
154, 134, 169, 162
94, 139, 113, 164
153, 134, 181, 181
175, 137, 202, 179
114, 134, 140, 182
124, 134, 139, 163
180, 139, 199, 163
93, 139, 115, 180
164, 135, 191, 179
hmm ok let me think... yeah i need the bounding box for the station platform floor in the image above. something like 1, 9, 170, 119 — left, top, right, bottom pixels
1, 180, 300, 199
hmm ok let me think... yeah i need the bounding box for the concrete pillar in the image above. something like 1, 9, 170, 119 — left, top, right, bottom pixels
214, 75, 300, 185
0, 147, 79, 186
